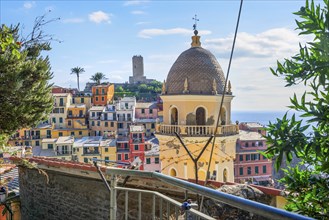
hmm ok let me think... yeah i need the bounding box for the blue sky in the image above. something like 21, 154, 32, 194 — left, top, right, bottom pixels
1, 0, 314, 111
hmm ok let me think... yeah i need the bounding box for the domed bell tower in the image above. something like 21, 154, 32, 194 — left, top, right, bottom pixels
156, 22, 239, 182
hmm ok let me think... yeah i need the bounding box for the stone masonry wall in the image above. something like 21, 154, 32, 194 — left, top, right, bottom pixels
18, 166, 181, 220
19, 167, 111, 220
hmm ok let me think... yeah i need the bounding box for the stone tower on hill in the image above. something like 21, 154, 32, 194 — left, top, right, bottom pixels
129, 55, 155, 84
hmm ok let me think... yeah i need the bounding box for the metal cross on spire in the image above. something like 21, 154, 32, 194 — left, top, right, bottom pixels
192, 14, 199, 31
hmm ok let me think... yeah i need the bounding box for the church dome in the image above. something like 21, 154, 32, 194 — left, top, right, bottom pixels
165, 40, 226, 95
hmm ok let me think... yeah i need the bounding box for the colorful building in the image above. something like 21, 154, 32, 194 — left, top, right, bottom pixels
54, 136, 74, 160
116, 97, 136, 136
8, 122, 53, 147
144, 139, 161, 172
89, 106, 105, 136
234, 125, 272, 185
129, 125, 145, 170
50, 93, 72, 129
135, 102, 158, 137
73, 136, 116, 165
73, 94, 93, 112
156, 31, 239, 182
92, 84, 114, 106
100, 104, 118, 137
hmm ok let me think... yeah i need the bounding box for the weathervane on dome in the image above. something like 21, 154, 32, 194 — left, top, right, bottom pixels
192, 14, 199, 35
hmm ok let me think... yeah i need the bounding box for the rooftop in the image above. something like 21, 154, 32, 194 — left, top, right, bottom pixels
241, 122, 264, 129
56, 136, 75, 145
35, 122, 52, 129
135, 102, 158, 109
42, 138, 57, 143
130, 125, 144, 132
73, 136, 103, 147
32, 146, 56, 157
89, 106, 105, 111
52, 93, 70, 97
239, 130, 265, 141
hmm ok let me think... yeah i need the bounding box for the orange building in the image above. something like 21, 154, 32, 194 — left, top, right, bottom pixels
92, 84, 114, 106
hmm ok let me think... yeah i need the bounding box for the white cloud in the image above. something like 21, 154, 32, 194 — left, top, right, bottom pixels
201, 28, 312, 111
204, 28, 311, 59
62, 18, 84, 24
131, 10, 145, 15
136, 21, 150, 25
123, 1, 149, 6
23, 1, 36, 9
138, 28, 211, 38
89, 11, 112, 24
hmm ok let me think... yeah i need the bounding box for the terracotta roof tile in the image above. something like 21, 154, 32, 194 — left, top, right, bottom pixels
9, 157, 106, 172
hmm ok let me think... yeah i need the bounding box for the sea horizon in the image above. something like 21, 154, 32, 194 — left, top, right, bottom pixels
232, 110, 301, 127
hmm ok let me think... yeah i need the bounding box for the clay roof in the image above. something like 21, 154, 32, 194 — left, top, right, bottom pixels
135, 102, 157, 109
238, 130, 265, 141
52, 93, 70, 97
242, 122, 264, 129
165, 46, 226, 95
10, 157, 106, 172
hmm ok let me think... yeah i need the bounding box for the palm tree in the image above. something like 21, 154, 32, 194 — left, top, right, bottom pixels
70, 67, 85, 91
90, 72, 108, 85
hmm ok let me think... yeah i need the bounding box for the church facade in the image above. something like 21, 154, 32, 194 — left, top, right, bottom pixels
156, 30, 239, 182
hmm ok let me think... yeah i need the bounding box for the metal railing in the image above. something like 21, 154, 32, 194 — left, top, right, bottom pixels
101, 167, 313, 220
116, 187, 214, 220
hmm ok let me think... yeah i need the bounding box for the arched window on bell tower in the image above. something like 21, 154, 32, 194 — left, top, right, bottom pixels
170, 107, 178, 125
220, 107, 227, 125
196, 107, 206, 125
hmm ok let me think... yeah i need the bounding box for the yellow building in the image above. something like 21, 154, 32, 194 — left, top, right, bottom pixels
9, 123, 53, 147
156, 31, 239, 182
73, 94, 93, 110
50, 93, 72, 129
100, 139, 117, 165
73, 136, 117, 165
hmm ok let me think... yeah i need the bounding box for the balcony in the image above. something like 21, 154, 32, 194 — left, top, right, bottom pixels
132, 138, 144, 144
82, 151, 100, 155
117, 136, 129, 142
117, 117, 132, 122
67, 114, 85, 118
117, 147, 130, 152
56, 151, 72, 156
156, 124, 239, 137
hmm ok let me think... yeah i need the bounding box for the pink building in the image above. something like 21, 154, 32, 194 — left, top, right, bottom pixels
234, 127, 272, 185
135, 102, 158, 119
144, 139, 160, 172
135, 102, 159, 137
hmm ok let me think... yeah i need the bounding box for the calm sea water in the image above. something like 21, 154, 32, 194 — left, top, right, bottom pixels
232, 111, 297, 126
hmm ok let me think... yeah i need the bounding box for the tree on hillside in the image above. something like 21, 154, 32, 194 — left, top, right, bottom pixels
90, 72, 107, 85
71, 66, 85, 91
0, 17, 56, 146
265, 0, 329, 218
